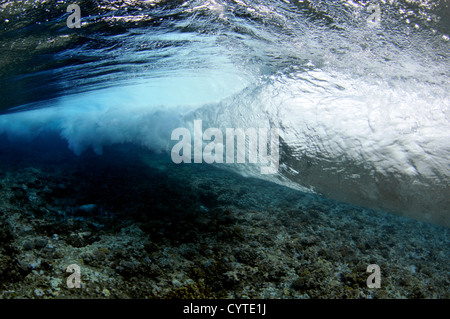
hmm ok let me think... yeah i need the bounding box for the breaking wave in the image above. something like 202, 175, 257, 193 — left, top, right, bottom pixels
0, 0, 449, 226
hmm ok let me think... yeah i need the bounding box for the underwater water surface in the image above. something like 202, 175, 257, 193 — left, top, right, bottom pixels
0, 0, 449, 299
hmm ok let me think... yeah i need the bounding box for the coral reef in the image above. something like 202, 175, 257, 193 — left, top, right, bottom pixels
0, 144, 448, 299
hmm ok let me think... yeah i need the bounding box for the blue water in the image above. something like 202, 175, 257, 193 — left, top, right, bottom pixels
0, 0, 449, 299
1, 0, 449, 226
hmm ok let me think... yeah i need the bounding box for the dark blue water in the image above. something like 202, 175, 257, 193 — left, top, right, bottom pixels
0, 0, 449, 299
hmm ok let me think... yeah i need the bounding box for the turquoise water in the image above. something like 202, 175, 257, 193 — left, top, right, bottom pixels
0, 0, 449, 298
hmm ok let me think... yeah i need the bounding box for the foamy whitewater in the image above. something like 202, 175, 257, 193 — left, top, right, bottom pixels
0, 0, 449, 226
